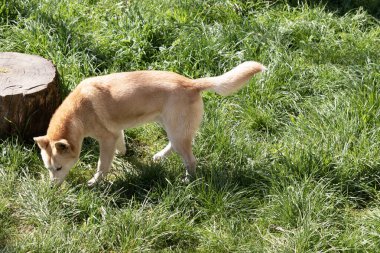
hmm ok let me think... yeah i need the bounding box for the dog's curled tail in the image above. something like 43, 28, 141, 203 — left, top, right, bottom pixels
195, 61, 266, 96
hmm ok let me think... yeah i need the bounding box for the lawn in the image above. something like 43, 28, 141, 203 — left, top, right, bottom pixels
1, 0, 380, 252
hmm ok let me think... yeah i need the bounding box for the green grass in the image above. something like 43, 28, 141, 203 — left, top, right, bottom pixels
1, 0, 380, 251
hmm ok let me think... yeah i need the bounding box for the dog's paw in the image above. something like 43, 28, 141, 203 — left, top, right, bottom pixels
115, 147, 127, 156
87, 177, 98, 187
153, 152, 164, 162
181, 176, 191, 184
181, 174, 195, 184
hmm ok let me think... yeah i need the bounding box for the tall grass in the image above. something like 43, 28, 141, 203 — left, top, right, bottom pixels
1, 0, 380, 251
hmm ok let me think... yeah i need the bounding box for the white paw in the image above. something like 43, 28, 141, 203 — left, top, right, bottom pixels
88, 171, 106, 187
182, 172, 195, 184
115, 146, 126, 156
181, 176, 191, 184
153, 152, 165, 162
87, 177, 97, 187
87, 175, 101, 187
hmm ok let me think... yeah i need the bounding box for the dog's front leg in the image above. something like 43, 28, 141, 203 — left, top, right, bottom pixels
88, 137, 117, 186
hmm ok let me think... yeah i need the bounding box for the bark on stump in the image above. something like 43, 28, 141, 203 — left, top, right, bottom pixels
0, 52, 61, 140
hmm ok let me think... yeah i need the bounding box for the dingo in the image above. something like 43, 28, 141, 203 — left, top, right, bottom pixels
34, 61, 266, 186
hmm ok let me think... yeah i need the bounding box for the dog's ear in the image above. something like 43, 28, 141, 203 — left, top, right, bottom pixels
33, 136, 49, 150
54, 139, 70, 153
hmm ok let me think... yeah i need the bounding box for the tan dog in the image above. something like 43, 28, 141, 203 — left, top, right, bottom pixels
34, 61, 266, 186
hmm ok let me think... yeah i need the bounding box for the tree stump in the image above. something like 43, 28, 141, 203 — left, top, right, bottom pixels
0, 52, 61, 140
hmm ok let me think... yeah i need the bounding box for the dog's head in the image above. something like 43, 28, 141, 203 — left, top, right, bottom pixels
34, 136, 79, 186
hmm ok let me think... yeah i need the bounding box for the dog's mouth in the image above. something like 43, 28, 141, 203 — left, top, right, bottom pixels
50, 178, 64, 187
48, 170, 65, 186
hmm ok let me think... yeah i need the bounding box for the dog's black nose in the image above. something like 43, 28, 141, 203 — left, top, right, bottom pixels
56, 167, 62, 171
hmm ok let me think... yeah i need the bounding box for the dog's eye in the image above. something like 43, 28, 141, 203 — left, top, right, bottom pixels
56, 167, 62, 171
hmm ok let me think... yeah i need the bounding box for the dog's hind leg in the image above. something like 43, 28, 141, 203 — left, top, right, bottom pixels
162, 93, 203, 182
170, 136, 197, 182
153, 142, 173, 161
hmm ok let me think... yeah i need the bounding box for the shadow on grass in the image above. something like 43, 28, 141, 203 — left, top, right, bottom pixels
90, 145, 380, 211
89, 153, 273, 209
74, 133, 270, 207
284, 0, 380, 18
105, 158, 172, 205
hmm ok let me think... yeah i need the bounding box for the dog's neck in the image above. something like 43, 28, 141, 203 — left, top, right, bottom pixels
47, 106, 85, 156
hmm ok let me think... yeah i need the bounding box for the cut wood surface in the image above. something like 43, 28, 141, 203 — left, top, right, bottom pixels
0, 52, 61, 140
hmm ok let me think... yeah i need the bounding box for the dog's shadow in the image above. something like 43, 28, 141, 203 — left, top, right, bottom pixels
107, 157, 174, 203
72, 136, 272, 207
83, 154, 272, 208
